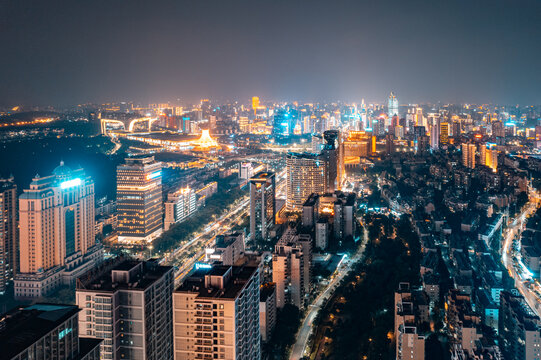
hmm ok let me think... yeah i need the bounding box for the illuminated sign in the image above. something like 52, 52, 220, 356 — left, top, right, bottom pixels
58, 327, 72, 340
146, 171, 161, 180
60, 178, 81, 189
195, 262, 212, 270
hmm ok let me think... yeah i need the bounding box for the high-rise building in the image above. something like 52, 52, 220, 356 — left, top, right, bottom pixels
239, 162, 254, 180
205, 232, 245, 265
388, 92, 399, 124
252, 96, 260, 115
430, 123, 440, 149
164, 187, 197, 231
260, 282, 277, 343
439, 122, 449, 145
272, 228, 311, 309
0, 304, 102, 360
15, 163, 102, 298
76, 259, 174, 360
173, 264, 261, 360
462, 143, 477, 169
321, 130, 342, 192
117, 156, 163, 243
286, 153, 327, 211
0, 177, 17, 294
250, 172, 276, 241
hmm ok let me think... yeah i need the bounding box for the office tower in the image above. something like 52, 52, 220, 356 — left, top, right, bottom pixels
321, 130, 342, 192
486, 148, 499, 172
76, 259, 174, 360
164, 186, 196, 231
15, 163, 101, 298
0, 304, 102, 360
343, 131, 372, 158
117, 156, 163, 243
414, 107, 424, 128
272, 228, 311, 309
439, 122, 449, 145
260, 282, 277, 343
238, 116, 250, 133
252, 96, 260, 115
250, 172, 276, 241
286, 153, 327, 211
205, 232, 245, 265
394, 283, 426, 360
173, 264, 261, 360
388, 92, 399, 125
273, 109, 295, 136
0, 177, 17, 294
430, 123, 440, 149
394, 125, 404, 139
462, 143, 477, 169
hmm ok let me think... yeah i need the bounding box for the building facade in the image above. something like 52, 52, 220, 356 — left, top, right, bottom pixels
173, 264, 261, 360
164, 187, 196, 231
286, 153, 327, 211
0, 177, 17, 294
76, 259, 174, 360
249, 172, 276, 241
15, 163, 102, 298
117, 157, 163, 243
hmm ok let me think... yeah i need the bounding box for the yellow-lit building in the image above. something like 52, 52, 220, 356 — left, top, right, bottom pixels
440, 122, 449, 145
286, 153, 327, 211
117, 156, 163, 243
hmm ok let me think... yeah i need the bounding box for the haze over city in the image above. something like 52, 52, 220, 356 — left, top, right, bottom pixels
1, 0, 541, 106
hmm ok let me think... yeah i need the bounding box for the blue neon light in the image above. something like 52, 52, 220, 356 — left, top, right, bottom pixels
147, 171, 161, 180
60, 178, 81, 189
195, 263, 212, 270
59, 327, 72, 339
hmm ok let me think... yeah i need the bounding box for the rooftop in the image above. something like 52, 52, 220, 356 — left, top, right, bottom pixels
0, 304, 80, 359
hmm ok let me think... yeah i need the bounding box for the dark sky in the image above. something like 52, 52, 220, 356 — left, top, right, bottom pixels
1, 0, 540, 106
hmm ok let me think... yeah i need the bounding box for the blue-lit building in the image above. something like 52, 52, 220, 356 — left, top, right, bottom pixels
15, 162, 103, 299
116, 156, 163, 243
273, 108, 298, 136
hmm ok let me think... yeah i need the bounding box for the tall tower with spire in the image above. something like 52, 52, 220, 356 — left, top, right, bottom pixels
388, 92, 399, 126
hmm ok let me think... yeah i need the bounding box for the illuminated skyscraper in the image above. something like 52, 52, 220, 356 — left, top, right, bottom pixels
252, 96, 260, 115
321, 130, 343, 192
388, 92, 399, 123
439, 122, 449, 145
286, 153, 327, 211
15, 162, 101, 298
0, 177, 17, 294
250, 172, 276, 241
461, 143, 477, 169
117, 156, 163, 243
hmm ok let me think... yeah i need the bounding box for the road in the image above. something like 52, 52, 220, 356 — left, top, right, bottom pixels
289, 225, 369, 360
161, 168, 287, 284
501, 189, 541, 315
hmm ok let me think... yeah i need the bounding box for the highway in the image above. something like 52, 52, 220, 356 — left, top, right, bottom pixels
501, 189, 541, 316
289, 224, 369, 360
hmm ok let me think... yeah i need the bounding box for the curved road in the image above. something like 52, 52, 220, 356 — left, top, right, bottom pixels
289, 226, 368, 360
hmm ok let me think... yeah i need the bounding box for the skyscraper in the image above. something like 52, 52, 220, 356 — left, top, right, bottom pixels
15, 162, 101, 298
0, 177, 17, 294
286, 153, 327, 211
272, 228, 311, 309
321, 130, 342, 192
173, 264, 261, 360
117, 156, 163, 243
462, 143, 477, 169
250, 172, 276, 241
388, 92, 399, 125
76, 259, 174, 360
439, 122, 449, 145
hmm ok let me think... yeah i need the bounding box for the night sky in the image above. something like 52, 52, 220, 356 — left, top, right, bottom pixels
1, 0, 540, 106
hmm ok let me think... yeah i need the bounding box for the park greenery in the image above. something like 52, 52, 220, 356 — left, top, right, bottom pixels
309, 214, 422, 360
